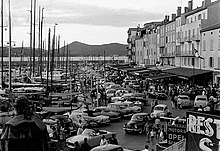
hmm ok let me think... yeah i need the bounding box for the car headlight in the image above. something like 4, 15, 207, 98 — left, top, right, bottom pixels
134, 125, 138, 129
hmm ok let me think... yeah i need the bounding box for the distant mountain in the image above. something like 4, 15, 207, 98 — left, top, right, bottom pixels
0, 41, 127, 57
60, 41, 127, 56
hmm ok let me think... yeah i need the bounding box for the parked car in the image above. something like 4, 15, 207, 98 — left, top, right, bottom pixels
106, 84, 122, 90
115, 89, 129, 97
156, 92, 168, 100
150, 104, 171, 118
43, 115, 80, 137
194, 95, 208, 108
177, 95, 192, 108
93, 106, 121, 121
122, 101, 142, 113
68, 111, 110, 127
106, 89, 116, 98
66, 129, 116, 149
121, 93, 147, 106
123, 113, 150, 134
107, 102, 133, 118
91, 144, 132, 151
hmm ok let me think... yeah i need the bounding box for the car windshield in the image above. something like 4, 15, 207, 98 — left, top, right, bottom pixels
197, 97, 207, 101
179, 96, 189, 100
154, 106, 164, 111
119, 105, 126, 109
103, 108, 110, 112
132, 115, 143, 121
126, 103, 134, 107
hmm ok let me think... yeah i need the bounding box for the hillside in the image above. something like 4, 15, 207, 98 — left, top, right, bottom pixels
1, 41, 127, 57
60, 41, 127, 56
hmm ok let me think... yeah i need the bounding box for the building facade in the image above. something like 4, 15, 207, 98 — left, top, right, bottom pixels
126, 0, 220, 84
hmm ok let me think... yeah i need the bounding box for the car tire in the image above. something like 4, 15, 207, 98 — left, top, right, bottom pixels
179, 104, 183, 109
124, 130, 129, 134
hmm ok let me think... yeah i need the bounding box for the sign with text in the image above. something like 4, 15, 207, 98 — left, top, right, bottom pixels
186, 111, 220, 151
167, 119, 187, 145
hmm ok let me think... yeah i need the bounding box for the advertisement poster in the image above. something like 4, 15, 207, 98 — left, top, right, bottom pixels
167, 119, 187, 145
186, 111, 220, 151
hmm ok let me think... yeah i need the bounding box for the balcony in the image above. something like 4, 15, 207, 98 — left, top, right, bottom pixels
160, 52, 175, 58
176, 51, 194, 57
192, 34, 200, 42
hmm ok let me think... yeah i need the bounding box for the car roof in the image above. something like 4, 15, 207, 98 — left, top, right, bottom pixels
109, 102, 126, 105
155, 104, 167, 108
196, 95, 207, 98
178, 95, 189, 97
133, 112, 149, 116
91, 144, 123, 151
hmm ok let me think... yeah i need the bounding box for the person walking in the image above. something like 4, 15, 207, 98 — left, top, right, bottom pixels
109, 134, 118, 145
74, 141, 80, 151
0, 96, 50, 151
77, 126, 84, 135
100, 135, 108, 146
80, 138, 91, 151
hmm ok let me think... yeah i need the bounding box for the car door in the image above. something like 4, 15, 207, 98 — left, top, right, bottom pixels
87, 131, 102, 147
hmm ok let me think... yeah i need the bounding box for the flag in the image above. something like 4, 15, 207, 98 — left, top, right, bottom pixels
192, 44, 204, 59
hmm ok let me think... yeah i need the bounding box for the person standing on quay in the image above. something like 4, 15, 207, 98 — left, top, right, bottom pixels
0, 96, 50, 151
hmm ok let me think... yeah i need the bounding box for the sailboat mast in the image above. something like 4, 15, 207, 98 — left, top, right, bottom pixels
46, 28, 50, 93
29, 0, 32, 78
40, 7, 44, 82
19, 41, 23, 76
33, 0, 36, 77
1, 0, 3, 88
8, 0, 12, 92
38, 6, 40, 76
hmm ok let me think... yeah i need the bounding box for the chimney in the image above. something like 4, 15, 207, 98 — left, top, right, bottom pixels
172, 14, 176, 21
177, 7, 181, 17
164, 15, 167, 23
167, 16, 170, 22
184, 7, 189, 13
188, 0, 193, 11
204, 0, 211, 7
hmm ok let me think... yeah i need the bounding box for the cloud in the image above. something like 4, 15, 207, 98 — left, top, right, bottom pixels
10, 1, 164, 27
45, 6, 164, 27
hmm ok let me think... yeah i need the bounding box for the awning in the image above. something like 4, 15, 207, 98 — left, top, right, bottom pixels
122, 67, 148, 73
145, 73, 177, 80
163, 67, 213, 78
132, 69, 160, 76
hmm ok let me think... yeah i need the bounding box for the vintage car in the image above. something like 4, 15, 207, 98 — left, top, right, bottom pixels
121, 93, 147, 106
68, 111, 110, 127
66, 129, 116, 149
156, 92, 168, 100
106, 84, 122, 90
115, 89, 129, 97
148, 91, 167, 100
43, 115, 80, 138
93, 106, 121, 121
91, 144, 132, 151
106, 89, 117, 98
177, 95, 192, 108
150, 104, 171, 118
107, 102, 133, 118
194, 95, 208, 108
122, 101, 142, 113
123, 113, 150, 134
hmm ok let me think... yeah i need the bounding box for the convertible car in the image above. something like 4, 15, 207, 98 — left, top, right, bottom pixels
66, 129, 116, 149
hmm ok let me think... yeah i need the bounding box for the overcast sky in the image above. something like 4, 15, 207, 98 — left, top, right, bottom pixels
3, 0, 207, 47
